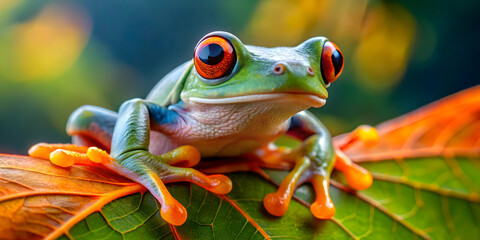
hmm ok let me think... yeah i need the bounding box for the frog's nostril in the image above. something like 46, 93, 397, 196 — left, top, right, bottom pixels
272, 63, 286, 75
307, 66, 315, 76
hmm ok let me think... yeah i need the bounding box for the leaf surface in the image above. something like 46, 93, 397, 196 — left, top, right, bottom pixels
332, 85, 480, 239
1, 86, 479, 239
0, 155, 144, 239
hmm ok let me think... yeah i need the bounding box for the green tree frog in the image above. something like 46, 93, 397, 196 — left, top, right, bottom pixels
29, 31, 379, 226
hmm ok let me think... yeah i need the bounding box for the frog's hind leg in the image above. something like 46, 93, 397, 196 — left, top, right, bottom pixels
29, 143, 114, 167
66, 105, 118, 151
29, 106, 117, 167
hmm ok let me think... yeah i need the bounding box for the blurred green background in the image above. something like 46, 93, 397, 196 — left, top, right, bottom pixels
0, 0, 478, 154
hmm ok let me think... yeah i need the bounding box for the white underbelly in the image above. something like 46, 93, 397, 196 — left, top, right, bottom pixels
149, 100, 303, 157
148, 128, 284, 157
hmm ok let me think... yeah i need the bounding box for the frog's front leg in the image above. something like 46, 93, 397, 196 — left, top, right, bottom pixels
263, 111, 376, 219
30, 100, 232, 226
104, 99, 232, 225
263, 129, 337, 219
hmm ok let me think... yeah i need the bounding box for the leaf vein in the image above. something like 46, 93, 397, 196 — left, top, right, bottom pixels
331, 180, 432, 240
441, 196, 459, 240
371, 173, 480, 202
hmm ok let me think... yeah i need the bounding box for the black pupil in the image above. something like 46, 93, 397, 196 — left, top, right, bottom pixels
198, 43, 224, 65
331, 50, 343, 76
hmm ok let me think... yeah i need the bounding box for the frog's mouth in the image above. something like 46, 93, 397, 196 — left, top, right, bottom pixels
186, 93, 326, 108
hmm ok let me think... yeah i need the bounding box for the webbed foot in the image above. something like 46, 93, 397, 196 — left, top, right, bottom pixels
111, 146, 232, 225
28, 143, 232, 226
263, 125, 379, 219
262, 136, 337, 219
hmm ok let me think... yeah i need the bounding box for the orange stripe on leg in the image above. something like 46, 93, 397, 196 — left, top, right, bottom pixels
334, 150, 372, 190
310, 175, 335, 219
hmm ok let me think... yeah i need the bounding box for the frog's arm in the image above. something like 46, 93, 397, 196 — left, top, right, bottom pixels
262, 111, 336, 218
263, 110, 374, 219
108, 99, 232, 225
287, 111, 331, 141
286, 111, 374, 190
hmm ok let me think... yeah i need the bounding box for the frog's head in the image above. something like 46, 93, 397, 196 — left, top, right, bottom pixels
181, 31, 343, 110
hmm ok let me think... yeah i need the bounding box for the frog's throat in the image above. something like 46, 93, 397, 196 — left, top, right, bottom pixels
186, 93, 326, 108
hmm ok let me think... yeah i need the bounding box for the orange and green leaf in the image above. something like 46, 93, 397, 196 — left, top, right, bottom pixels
0, 155, 144, 239
1, 85, 479, 239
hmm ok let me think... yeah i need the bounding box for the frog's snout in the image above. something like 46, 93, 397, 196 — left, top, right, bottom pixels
272, 62, 315, 77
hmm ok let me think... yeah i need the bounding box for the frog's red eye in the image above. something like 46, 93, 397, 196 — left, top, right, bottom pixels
194, 36, 236, 80
321, 41, 343, 86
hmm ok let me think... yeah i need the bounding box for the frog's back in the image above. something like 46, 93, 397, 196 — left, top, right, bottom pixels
146, 61, 192, 107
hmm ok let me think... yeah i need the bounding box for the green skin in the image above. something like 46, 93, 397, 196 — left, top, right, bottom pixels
66, 31, 335, 214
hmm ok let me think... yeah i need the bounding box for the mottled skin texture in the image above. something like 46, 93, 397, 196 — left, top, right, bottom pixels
32, 31, 375, 225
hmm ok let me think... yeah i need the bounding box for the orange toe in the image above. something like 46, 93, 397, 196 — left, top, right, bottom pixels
87, 147, 114, 163
49, 150, 75, 167
204, 174, 232, 195
29, 143, 89, 160
310, 175, 336, 219
28, 144, 53, 159
263, 192, 290, 216
345, 164, 373, 190
356, 125, 380, 148
310, 199, 335, 219
160, 198, 187, 226
335, 150, 373, 190
164, 145, 201, 168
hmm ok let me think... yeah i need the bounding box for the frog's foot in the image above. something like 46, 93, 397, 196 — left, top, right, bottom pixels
29, 143, 232, 225
28, 143, 113, 167
334, 150, 372, 190
262, 136, 336, 219
111, 146, 232, 226
309, 174, 336, 219
135, 169, 188, 226
334, 125, 379, 190
262, 153, 336, 219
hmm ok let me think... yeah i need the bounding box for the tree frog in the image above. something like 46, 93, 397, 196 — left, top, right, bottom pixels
29, 31, 378, 226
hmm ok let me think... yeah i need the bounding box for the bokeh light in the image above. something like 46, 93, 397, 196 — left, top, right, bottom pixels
12, 4, 90, 81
